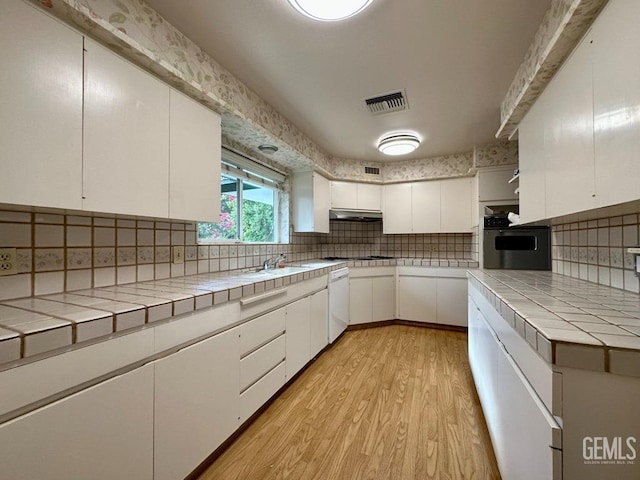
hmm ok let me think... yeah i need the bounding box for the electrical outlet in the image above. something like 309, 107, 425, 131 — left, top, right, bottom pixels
172, 246, 185, 264
0, 248, 18, 276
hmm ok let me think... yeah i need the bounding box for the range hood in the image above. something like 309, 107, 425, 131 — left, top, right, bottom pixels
329, 209, 383, 222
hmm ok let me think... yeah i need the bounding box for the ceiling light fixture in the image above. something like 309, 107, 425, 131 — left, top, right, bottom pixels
287, 0, 373, 22
258, 144, 279, 154
378, 133, 420, 156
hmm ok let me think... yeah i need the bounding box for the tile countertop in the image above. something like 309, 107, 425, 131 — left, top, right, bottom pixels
0, 258, 475, 368
468, 270, 640, 376
0, 261, 346, 368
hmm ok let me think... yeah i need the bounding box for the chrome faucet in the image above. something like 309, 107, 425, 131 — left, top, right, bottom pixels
263, 253, 285, 270
263, 255, 279, 270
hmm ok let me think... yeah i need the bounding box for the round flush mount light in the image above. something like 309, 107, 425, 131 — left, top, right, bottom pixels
378, 133, 421, 156
258, 144, 279, 154
287, 0, 373, 22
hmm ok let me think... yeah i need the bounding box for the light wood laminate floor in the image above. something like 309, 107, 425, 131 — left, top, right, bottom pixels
198, 325, 500, 480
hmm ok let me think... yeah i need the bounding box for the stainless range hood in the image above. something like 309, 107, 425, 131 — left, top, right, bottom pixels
329, 209, 383, 222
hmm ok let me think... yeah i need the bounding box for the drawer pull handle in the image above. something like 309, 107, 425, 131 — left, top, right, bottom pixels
240, 288, 287, 306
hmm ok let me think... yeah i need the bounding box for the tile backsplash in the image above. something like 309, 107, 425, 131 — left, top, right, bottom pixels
319, 221, 478, 261
0, 208, 322, 301
0, 208, 479, 301
552, 214, 640, 293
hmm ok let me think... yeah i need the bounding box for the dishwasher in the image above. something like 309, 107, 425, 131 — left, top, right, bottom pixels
328, 267, 349, 343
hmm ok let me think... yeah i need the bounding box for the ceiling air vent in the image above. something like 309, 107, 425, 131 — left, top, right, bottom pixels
365, 89, 408, 115
364, 166, 380, 175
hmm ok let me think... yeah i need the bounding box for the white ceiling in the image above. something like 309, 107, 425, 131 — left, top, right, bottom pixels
146, 0, 551, 162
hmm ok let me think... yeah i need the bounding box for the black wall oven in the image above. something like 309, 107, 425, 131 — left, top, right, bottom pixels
483, 216, 551, 270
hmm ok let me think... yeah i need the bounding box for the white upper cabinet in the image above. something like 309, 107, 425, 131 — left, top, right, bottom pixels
519, 33, 595, 222
0, 1, 83, 210
382, 183, 412, 234
518, 0, 640, 221
358, 183, 383, 210
440, 177, 473, 233
331, 181, 382, 211
592, 0, 640, 208
83, 38, 170, 218
543, 34, 596, 219
292, 171, 330, 233
411, 181, 441, 233
519, 93, 548, 224
330, 181, 358, 209
169, 89, 221, 222
383, 178, 473, 234
477, 167, 519, 202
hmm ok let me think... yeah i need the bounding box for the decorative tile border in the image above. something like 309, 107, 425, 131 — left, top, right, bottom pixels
552, 213, 640, 293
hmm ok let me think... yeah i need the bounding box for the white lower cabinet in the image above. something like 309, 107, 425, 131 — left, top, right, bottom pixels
0, 364, 154, 480
154, 327, 240, 480
469, 285, 561, 480
285, 296, 312, 379
350, 268, 396, 325
436, 277, 469, 327
397, 268, 468, 326
397, 276, 438, 323
350, 277, 373, 324
239, 306, 287, 424
310, 289, 329, 357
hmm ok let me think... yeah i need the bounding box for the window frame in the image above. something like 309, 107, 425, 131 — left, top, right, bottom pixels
198, 149, 284, 245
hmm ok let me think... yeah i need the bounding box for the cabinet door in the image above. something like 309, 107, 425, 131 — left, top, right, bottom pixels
411, 181, 441, 233
313, 173, 330, 233
349, 277, 373, 325
440, 177, 472, 232
592, 0, 640, 208
478, 168, 518, 202
372, 276, 395, 322
495, 342, 561, 480
397, 276, 437, 322
331, 181, 357, 209
357, 183, 382, 210
292, 172, 330, 233
0, 365, 154, 480
310, 289, 328, 357
436, 277, 468, 326
83, 38, 169, 218
544, 34, 596, 218
518, 94, 548, 223
0, 1, 83, 210
169, 89, 221, 222
285, 296, 311, 379
154, 327, 240, 480
383, 183, 412, 233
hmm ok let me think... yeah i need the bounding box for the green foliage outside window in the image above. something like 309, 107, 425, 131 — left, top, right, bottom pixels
198, 175, 276, 243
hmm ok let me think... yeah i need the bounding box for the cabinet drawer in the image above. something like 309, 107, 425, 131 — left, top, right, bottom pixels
240, 361, 286, 423
240, 334, 286, 392
240, 308, 285, 356
494, 341, 561, 480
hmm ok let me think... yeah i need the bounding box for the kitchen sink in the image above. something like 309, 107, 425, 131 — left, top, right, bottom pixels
252, 266, 310, 276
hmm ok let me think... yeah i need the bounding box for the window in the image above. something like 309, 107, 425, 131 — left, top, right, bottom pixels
198, 149, 284, 244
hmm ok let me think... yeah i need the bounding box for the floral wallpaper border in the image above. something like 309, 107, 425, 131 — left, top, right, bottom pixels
497, 0, 609, 139
32, 0, 517, 184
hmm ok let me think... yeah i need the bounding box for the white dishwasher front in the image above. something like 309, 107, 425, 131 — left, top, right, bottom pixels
328, 267, 349, 343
